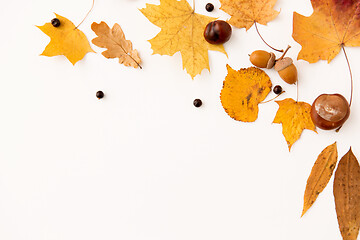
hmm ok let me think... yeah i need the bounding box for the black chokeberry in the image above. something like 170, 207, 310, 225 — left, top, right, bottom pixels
205, 3, 214, 12
96, 91, 104, 99
51, 18, 61, 27
193, 99, 202, 108
273, 85, 283, 95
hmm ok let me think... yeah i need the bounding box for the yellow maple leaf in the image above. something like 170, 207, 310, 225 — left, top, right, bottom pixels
220, 65, 272, 122
37, 13, 94, 65
91, 21, 141, 68
140, 0, 227, 79
273, 98, 316, 150
219, 0, 279, 30
293, 0, 360, 63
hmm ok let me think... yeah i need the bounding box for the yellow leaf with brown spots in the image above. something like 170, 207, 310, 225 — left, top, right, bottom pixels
219, 0, 279, 30
302, 142, 338, 217
273, 98, 316, 150
220, 65, 272, 122
37, 13, 94, 65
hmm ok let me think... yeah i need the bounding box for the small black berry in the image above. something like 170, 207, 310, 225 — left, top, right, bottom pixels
273, 85, 283, 95
96, 91, 104, 99
193, 99, 202, 107
51, 18, 61, 27
205, 3, 214, 12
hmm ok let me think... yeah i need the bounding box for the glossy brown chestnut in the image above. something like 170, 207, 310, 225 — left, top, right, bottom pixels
204, 20, 232, 44
311, 94, 350, 130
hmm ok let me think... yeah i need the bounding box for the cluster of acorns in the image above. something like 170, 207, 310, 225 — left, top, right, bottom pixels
249, 48, 350, 131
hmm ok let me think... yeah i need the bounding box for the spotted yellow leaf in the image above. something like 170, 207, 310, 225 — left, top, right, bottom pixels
220, 65, 272, 122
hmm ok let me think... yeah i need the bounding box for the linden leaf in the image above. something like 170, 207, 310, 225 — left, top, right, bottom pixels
37, 13, 94, 65
91, 22, 141, 68
334, 148, 360, 240
140, 0, 227, 79
273, 98, 316, 150
293, 0, 360, 63
220, 65, 272, 122
302, 142, 338, 217
219, 0, 279, 30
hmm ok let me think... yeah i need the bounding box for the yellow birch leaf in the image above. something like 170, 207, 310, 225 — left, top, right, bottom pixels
140, 0, 227, 79
91, 21, 141, 68
220, 65, 272, 122
219, 0, 279, 30
334, 148, 360, 240
302, 142, 338, 217
37, 13, 94, 65
273, 98, 316, 150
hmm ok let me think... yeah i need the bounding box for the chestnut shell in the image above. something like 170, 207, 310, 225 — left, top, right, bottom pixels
204, 20, 232, 44
311, 94, 350, 130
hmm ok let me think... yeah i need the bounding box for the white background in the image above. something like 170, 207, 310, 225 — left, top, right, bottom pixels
0, 0, 360, 239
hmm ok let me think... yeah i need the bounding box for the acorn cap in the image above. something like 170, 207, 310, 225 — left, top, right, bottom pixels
266, 52, 276, 69
275, 57, 293, 71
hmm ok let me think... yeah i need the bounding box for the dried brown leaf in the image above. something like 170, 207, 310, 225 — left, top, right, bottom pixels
302, 142, 338, 217
334, 148, 360, 240
91, 21, 141, 68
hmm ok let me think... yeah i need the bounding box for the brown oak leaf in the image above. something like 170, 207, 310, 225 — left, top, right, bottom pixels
273, 98, 316, 150
334, 148, 360, 240
91, 21, 141, 68
302, 142, 338, 217
220, 65, 272, 122
219, 0, 279, 30
293, 0, 360, 63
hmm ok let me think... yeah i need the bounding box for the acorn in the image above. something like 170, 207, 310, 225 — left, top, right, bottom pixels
274, 57, 298, 84
311, 93, 350, 130
249, 50, 275, 69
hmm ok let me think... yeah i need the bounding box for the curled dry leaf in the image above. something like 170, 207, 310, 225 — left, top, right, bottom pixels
293, 0, 360, 63
219, 0, 279, 30
334, 148, 360, 240
140, 0, 227, 79
273, 98, 316, 150
91, 22, 141, 68
302, 142, 338, 217
37, 13, 94, 65
220, 65, 272, 122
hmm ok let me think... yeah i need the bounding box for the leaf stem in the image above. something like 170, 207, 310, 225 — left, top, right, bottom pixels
254, 22, 283, 53
296, 81, 299, 102
277, 45, 291, 61
75, 0, 95, 29
341, 45, 353, 107
260, 91, 285, 104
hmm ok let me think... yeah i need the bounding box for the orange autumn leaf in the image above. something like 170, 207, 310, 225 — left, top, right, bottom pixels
37, 13, 94, 65
302, 142, 338, 217
220, 65, 272, 122
273, 98, 316, 150
334, 148, 360, 240
219, 0, 279, 30
91, 21, 141, 68
293, 0, 360, 63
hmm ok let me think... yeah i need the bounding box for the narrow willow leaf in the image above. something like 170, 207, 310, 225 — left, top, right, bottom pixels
301, 142, 338, 217
334, 148, 360, 240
